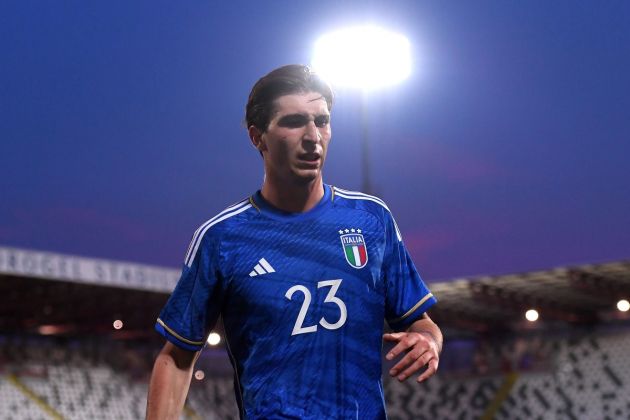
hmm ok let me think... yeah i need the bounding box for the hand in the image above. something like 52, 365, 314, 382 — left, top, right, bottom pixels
383, 331, 440, 383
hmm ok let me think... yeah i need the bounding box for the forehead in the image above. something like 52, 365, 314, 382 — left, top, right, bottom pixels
272, 91, 330, 117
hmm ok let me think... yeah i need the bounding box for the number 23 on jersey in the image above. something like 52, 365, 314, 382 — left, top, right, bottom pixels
285, 279, 347, 336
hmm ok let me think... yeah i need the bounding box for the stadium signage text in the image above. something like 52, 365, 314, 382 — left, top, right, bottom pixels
0, 246, 179, 293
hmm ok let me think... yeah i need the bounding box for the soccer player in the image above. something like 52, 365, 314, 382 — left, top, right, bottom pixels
146, 64, 442, 419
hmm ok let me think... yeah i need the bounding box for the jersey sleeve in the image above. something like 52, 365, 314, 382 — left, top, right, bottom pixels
382, 211, 437, 331
154, 233, 224, 351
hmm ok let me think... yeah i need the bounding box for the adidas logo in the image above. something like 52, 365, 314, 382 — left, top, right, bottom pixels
249, 258, 276, 277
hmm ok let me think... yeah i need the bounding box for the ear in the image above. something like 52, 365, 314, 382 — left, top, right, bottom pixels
248, 126, 267, 152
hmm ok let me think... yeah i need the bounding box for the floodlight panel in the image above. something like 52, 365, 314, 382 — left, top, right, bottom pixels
312, 26, 411, 90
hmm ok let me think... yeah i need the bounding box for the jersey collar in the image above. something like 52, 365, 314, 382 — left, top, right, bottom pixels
251, 184, 333, 222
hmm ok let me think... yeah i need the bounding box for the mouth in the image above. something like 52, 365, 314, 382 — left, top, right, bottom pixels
296, 153, 321, 168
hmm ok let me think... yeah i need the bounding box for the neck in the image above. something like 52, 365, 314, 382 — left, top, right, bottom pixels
261, 177, 325, 213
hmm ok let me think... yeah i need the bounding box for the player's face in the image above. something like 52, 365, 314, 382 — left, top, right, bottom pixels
253, 91, 331, 186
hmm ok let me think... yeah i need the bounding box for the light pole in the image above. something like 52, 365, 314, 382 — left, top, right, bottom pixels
312, 25, 412, 194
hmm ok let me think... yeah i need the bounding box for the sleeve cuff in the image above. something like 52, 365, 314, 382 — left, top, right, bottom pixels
154, 319, 205, 352
387, 293, 438, 331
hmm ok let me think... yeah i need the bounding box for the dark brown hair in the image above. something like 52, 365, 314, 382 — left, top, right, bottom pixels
245, 64, 334, 132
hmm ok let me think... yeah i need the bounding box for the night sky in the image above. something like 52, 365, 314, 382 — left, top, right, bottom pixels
1, 1, 629, 281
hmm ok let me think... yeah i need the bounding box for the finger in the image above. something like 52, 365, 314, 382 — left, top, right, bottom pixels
417, 358, 439, 383
385, 335, 420, 360
389, 347, 427, 377
396, 353, 430, 381
382, 333, 405, 342
385, 332, 432, 360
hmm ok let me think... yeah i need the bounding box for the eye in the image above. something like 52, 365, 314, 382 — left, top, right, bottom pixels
278, 115, 308, 128
314, 115, 330, 128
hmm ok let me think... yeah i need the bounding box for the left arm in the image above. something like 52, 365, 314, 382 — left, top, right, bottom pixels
383, 312, 443, 382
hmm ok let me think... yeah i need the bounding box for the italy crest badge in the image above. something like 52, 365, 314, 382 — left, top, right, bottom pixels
339, 229, 368, 269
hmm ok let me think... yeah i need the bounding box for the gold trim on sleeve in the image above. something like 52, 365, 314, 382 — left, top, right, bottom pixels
390, 293, 434, 324
156, 318, 205, 346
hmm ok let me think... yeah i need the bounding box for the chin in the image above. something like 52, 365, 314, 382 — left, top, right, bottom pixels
292, 170, 321, 184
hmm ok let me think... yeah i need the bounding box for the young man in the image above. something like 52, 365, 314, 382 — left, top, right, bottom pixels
146, 64, 442, 419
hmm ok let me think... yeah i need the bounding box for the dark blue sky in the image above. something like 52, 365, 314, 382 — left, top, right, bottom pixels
1, 1, 629, 281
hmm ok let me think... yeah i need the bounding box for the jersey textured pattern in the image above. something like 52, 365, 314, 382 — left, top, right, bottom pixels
155, 184, 437, 419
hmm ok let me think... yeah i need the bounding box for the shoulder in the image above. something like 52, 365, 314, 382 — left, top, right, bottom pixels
183, 197, 256, 267
332, 186, 393, 215
332, 186, 402, 241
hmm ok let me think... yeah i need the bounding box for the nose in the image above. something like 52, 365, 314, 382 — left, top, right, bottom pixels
303, 121, 321, 143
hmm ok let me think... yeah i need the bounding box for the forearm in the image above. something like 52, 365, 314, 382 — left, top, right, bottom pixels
146, 343, 198, 420
407, 313, 443, 353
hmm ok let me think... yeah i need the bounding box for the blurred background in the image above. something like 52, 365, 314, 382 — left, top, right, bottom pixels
1, 1, 629, 418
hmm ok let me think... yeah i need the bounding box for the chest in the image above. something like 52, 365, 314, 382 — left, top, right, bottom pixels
219, 212, 387, 331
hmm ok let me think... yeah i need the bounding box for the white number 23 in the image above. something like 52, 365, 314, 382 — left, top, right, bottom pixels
285, 279, 347, 336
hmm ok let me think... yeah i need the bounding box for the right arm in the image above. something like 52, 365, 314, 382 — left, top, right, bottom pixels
146, 341, 199, 420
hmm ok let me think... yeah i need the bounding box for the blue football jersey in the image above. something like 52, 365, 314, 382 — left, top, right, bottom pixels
155, 184, 437, 419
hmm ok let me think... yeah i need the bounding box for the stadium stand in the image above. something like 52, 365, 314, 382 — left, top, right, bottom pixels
0, 336, 239, 419
1, 246, 628, 418
385, 331, 630, 419
1, 331, 629, 419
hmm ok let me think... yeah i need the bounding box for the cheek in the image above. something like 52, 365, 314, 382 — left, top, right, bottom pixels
320, 139, 331, 162
268, 136, 294, 160
322, 131, 332, 149
321, 127, 332, 143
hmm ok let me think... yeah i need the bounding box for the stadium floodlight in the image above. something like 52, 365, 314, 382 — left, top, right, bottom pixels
617, 299, 630, 312
207, 332, 221, 346
525, 309, 539, 322
312, 25, 412, 90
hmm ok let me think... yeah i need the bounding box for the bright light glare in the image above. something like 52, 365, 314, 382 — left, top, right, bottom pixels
38, 325, 60, 335
617, 299, 630, 312
312, 26, 411, 90
207, 332, 221, 346
113, 320, 123, 330
194, 370, 205, 380
525, 309, 539, 322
